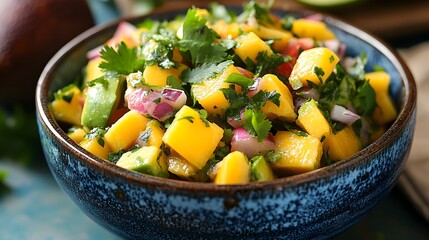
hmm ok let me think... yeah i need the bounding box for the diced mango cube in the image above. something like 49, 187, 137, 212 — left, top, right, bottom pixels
296, 99, 331, 139
116, 146, 169, 178
138, 120, 165, 148
50, 85, 83, 126
162, 106, 224, 169
259, 74, 297, 122
234, 32, 273, 63
68, 127, 88, 143
273, 131, 323, 174
86, 57, 104, 82
211, 20, 241, 39
289, 47, 339, 90
324, 126, 361, 162
192, 64, 241, 115
365, 71, 398, 124
241, 24, 293, 52
104, 110, 150, 153
143, 63, 187, 86
167, 151, 199, 179
80, 137, 111, 160
292, 19, 336, 41
214, 151, 251, 184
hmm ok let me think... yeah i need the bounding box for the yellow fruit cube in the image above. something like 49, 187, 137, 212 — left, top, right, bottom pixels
80, 137, 111, 160
242, 24, 293, 52
68, 127, 88, 143
192, 64, 241, 115
289, 47, 339, 90
214, 151, 250, 184
273, 131, 323, 174
211, 20, 241, 39
365, 71, 398, 124
167, 151, 199, 179
162, 106, 224, 169
291, 19, 336, 41
143, 63, 187, 87
86, 57, 104, 82
139, 120, 165, 148
50, 85, 83, 126
234, 32, 273, 63
260, 74, 297, 122
296, 99, 331, 139
104, 110, 150, 153
324, 126, 361, 162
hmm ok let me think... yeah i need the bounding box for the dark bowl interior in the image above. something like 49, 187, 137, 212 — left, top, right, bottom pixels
35, 6, 416, 240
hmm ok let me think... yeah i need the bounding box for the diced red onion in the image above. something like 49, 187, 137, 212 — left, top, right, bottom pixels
86, 46, 103, 60
161, 88, 187, 109
230, 127, 275, 158
236, 67, 254, 79
298, 88, 320, 100
294, 97, 307, 112
148, 102, 175, 122
248, 78, 262, 98
330, 105, 361, 126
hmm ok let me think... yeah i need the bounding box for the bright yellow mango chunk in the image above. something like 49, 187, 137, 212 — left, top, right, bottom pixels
139, 120, 165, 148
167, 151, 199, 179
50, 85, 83, 126
68, 127, 88, 143
296, 99, 331, 140
86, 57, 104, 82
214, 151, 250, 184
273, 131, 323, 174
241, 24, 293, 52
104, 110, 150, 153
211, 20, 241, 39
365, 71, 398, 124
289, 47, 339, 90
291, 19, 336, 41
192, 64, 241, 115
259, 74, 297, 122
143, 63, 187, 87
162, 106, 224, 169
234, 32, 273, 63
80, 137, 111, 160
324, 126, 361, 162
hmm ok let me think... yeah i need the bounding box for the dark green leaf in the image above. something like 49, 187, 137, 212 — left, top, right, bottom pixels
182, 60, 233, 84
99, 42, 144, 74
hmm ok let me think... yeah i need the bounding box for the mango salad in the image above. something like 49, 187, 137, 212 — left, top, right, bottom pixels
50, 1, 398, 184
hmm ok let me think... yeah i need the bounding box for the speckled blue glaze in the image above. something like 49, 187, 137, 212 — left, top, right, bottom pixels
36, 7, 416, 240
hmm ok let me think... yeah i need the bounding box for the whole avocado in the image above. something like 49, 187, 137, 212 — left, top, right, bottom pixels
0, 0, 94, 108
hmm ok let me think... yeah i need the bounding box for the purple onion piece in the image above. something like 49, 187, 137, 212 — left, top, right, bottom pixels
330, 105, 361, 126
161, 88, 183, 102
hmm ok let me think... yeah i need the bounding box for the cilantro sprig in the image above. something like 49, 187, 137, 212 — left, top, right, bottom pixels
99, 42, 144, 75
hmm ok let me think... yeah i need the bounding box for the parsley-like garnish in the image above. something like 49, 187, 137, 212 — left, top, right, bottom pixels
237, 0, 274, 25
99, 42, 144, 75
225, 73, 254, 88
246, 51, 284, 77
87, 77, 109, 89
243, 109, 272, 142
178, 7, 228, 65
198, 109, 210, 127
141, 30, 178, 69
182, 60, 233, 84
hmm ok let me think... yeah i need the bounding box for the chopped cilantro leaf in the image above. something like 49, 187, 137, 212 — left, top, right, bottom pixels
182, 60, 233, 84
141, 31, 178, 69
166, 76, 183, 90
225, 73, 254, 88
87, 77, 109, 88
251, 51, 284, 77
243, 109, 272, 142
237, 0, 274, 25
352, 80, 376, 116
198, 109, 210, 127
252, 90, 280, 108
178, 7, 228, 65
99, 42, 144, 75
209, 2, 236, 23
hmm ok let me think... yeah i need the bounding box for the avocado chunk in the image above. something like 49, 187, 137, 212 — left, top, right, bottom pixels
81, 73, 125, 128
250, 156, 276, 182
116, 146, 169, 178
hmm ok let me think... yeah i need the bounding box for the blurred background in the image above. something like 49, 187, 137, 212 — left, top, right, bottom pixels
1, 0, 429, 239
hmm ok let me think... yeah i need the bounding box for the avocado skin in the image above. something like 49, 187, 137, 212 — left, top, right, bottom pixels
81, 74, 125, 128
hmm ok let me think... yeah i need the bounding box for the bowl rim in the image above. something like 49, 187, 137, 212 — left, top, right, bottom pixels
36, 5, 416, 193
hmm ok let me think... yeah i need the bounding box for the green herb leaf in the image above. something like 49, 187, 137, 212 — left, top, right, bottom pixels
182, 60, 233, 84
243, 109, 272, 142
352, 80, 376, 116
99, 42, 144, 74
225, 73, 254, 88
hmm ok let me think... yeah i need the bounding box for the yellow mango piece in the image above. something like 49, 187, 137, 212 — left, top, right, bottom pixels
296, 99, 331, 139
80, 137, 111, 160
211, 20, 241, 39
162, 106, 224, 169
365, 71, 398, 124
50, 85, 83, 126
143, 63, 187, 87
167, 151, 199, 179
289, 47, 339, 90
241, 24, 293, 52
259, 74, 297, 122
214, 151, 251, 185
192, 64, 241, 115
86, 57, 104, 82
139, 120, 165, 148
234, 32, 273, 63
324, 126, 361, 162
104, 110, 150, 153
273, 131, 323, 174
291, 19, 336, 41
68, 127, 88, 143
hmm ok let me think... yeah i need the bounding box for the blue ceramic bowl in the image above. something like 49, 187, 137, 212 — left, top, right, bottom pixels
35, 6, 416, 240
